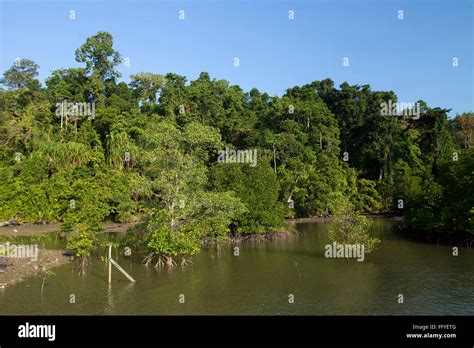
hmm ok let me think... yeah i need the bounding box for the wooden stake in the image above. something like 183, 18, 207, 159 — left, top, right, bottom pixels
108, 257, 136, 283
108, 245, 112, 284
107, 244, 135, 283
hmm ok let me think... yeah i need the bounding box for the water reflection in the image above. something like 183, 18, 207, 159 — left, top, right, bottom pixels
0, 219, 473, 315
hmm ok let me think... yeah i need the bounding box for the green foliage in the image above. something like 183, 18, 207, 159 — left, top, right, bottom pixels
352, 178, 383, 213
66, 227, 97, 257
75, 31, 122, 82
328, 196, 380, 253
74, 31, 122, 106
404, 149, 474, 235
210, 159, 284, 234
146, 210, 200, 256
450, 113, 474, 149
1, 59, 39, 90
0, 30, 471, 265
130, 73, 166, 106
184, 191, 247, 240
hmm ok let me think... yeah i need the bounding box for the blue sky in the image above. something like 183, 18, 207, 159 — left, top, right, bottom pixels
0, 0, 472, 115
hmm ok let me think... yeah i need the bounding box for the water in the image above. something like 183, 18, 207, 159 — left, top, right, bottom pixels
1, 219, 473, 315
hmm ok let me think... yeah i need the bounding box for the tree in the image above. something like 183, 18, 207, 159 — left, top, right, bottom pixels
157, 73, 188, 118
45, 68, 88, 102
75, 31, 122, 105
328, 195, 380, 253
451, 113, 473, 149
75, 31, 122, 82
130, 73, 166, 105
210, 157, 284, 234
139, 120, 247, 266
0, 59, 39, 90
1, 30, 471, 276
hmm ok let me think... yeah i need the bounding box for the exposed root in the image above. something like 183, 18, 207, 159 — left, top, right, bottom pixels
154, 256, 165, 268
142, 252, 155, 268
164, 255, 177, 268
180, 257, 193, 267
143, 253, 179, 269
76, 256, 90, 275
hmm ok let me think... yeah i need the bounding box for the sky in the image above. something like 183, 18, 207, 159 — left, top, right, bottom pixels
0, 0, 472, 115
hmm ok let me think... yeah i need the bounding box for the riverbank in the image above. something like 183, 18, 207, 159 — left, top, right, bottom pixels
228, 230, 296, 243
0, 249, 69, 289
287, 213, 403, 224
0, 221, 140, 288
0, 213, 404, 237
0, 221, 140, 237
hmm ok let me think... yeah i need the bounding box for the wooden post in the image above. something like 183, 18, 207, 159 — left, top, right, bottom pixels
108, 245, 112, 284
108, 258, 136, 283
107, 245, 136, 283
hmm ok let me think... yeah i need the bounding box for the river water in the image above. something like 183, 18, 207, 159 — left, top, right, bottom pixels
1, 219, 473, 315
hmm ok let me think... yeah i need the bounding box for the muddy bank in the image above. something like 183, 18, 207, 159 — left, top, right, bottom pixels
0, 249, 69, 289
0, 221, 140, 237
0, 223, 59, 237
228, 229, 297, 243
287, 216, 331, 223
287, 213, 403, 224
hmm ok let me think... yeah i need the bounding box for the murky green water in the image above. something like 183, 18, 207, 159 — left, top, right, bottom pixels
1, 219, 473, 315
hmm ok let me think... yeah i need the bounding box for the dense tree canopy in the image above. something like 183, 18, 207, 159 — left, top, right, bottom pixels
0, 32, 472, 263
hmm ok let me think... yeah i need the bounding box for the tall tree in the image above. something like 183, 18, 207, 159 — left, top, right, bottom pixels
130, 72, 166, 105
75, 32, 122, 105
1, 59, 40, 90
